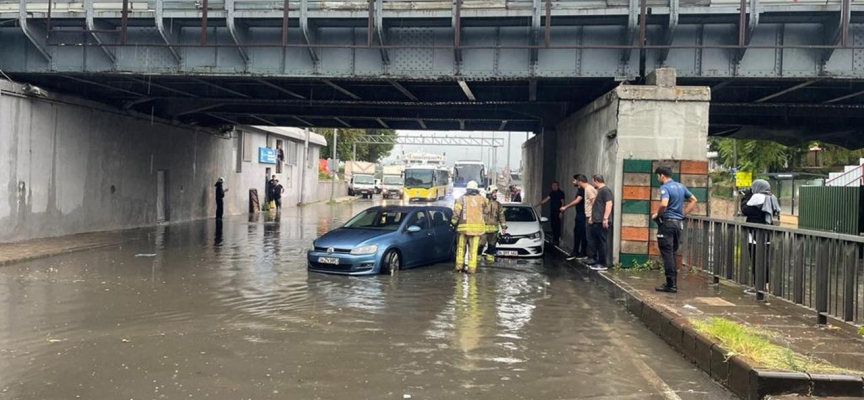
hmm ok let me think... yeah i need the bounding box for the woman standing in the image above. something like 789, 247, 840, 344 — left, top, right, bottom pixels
740, 179, 780, 294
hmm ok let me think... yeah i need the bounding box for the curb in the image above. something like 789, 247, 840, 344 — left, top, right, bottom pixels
0, 240, 131, 267
573, 261, 864, 399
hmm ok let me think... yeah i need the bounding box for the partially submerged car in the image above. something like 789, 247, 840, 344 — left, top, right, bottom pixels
495, 203, 547, 258
308, 206, 456, 275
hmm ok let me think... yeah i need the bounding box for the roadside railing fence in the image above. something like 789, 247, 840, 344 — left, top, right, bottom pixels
682, 216, 864, 326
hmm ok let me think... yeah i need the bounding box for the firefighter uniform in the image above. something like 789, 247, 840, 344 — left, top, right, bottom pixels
481, 186, 507, 263
451, 181, 488, 274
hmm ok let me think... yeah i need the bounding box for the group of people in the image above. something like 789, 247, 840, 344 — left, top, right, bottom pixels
266, 175, 285, 211
451, 181, 508, 274
537, 175, 614, 270
537, 168, 701, 293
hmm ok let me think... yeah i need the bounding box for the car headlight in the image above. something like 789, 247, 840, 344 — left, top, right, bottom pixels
350, 244, 379, 255
530, 232, 542, 240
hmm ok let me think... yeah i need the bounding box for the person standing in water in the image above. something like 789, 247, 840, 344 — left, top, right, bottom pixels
215, 177, 228, 219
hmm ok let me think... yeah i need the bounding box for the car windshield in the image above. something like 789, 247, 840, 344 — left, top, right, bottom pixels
383, 176, 403, 185
454, 164, 484, 188
503, 206, 536, 222
404, 169, 433, 189
343, 209, 406, 230
354, 175, 374, 184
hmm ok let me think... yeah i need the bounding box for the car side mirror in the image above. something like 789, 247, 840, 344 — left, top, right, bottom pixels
406, 225, 422, 233
540, 217, 549, 223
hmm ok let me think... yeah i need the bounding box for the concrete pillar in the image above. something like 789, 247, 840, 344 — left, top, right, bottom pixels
553, 68, 710, 265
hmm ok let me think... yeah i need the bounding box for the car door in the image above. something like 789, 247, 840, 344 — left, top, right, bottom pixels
401, 210, 433, 268
429, 208, 456, 261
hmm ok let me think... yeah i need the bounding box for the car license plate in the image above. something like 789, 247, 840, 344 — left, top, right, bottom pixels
318, 257, 339, 265
497, 250, 518, 257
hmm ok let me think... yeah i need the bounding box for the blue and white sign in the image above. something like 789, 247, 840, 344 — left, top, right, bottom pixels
258, 147, 277, 164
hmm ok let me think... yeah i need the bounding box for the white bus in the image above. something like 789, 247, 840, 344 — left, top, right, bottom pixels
452, 160, 487, 199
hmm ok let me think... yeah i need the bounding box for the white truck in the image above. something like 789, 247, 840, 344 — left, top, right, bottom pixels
346, 161, 377, 198
381, 165, 405, 199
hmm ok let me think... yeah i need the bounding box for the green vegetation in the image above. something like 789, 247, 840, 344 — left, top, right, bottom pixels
692, 317, 853, 374
710, 138, 864, 174
612, 259, 660, 271
858, 326, 864, 336
314, 128, 397, 163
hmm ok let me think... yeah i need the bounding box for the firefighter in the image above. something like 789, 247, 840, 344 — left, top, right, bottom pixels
481, 186, 507, 263
451, 180, 488, 274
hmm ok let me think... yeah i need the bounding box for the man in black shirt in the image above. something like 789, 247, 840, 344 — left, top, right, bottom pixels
561, 174, 588, 260
215, 177, 228, 219
587, 174, 613, 270
537, 181, 566, 245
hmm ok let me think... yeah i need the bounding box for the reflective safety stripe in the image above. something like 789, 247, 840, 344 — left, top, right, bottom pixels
457, 223, 486, 232
485, 225, 499, 233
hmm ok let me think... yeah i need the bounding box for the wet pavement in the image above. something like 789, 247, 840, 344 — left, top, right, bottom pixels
0, 200, 735, 400
608, 269, 864, 373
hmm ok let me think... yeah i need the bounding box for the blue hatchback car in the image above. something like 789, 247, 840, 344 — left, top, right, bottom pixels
307, 206, 456, 275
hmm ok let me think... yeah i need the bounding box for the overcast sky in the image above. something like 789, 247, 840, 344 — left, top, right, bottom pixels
381, 130, 534, 171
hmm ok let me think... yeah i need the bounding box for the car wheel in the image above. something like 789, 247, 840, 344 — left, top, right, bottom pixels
383, 250, 401, 275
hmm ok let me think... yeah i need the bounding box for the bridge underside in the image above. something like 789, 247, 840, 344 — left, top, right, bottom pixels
3, 1, 864, 147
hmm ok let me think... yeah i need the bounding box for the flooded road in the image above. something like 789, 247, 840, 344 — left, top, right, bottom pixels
0, 201, 734, 400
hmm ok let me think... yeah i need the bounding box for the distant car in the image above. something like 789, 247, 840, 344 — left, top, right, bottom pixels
495, 203, 547, 258
308, 206, 456, 275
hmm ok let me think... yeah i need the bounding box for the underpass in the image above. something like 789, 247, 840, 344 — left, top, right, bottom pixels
0, 200, 736, 399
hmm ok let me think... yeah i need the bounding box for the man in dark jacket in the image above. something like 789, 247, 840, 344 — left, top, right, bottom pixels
215, 177, 228, 219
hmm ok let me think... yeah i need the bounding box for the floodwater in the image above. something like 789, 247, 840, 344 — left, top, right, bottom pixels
0, 200, 735, 400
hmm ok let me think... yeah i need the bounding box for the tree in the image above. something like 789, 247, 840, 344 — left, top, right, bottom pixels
314, 128, 396, 162
710, 137, 864, 173
710, 137, 791, 173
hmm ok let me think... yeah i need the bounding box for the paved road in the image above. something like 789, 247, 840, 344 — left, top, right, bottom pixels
0, 200, 735, 400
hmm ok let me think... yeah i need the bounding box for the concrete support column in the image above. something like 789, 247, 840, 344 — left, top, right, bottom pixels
553, 68, 710, 265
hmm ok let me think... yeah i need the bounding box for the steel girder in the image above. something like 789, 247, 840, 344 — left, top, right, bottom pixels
3, 6, 864, 79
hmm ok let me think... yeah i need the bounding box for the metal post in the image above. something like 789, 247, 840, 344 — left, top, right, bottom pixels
353, 142, 357, 162
507, 133, 512, 170
331, 129, 338, 203
733, 139, 739, 215
299, 128, 310, 206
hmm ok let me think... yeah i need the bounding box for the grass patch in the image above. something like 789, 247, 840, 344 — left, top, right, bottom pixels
692, 317, 855, 374
858, 326, 864, 336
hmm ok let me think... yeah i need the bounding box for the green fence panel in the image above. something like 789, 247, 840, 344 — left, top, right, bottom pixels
798, 186, 861, 235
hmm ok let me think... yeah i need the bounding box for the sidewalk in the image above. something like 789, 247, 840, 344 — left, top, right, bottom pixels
559, 250, 864, 398
606, 269, 864, 373
0, 230, 143, 266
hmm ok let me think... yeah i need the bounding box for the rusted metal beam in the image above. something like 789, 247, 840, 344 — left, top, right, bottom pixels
18, 0, 52, 61
256, 79, 306, 100
324, 80, 361, 100
195, 79, 251, 98
121, 0, 129, 45
335, 117, 352, 127
155, 0, 181, 64
657, 0, 679, 65
457, 80, 476, 101
282, 0, 290, 46
200, 0, 209, 46
389, 80, 418, 101
754, 80, 821, 103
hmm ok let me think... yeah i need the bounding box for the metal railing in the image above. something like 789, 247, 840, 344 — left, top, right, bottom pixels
825, 164, 864, 187
682, 216, 864, 326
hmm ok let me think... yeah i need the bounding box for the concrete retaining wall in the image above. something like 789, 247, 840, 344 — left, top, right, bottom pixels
0, 80, 323, 242
551, 71, 710, 263
314, 181, 349, 203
